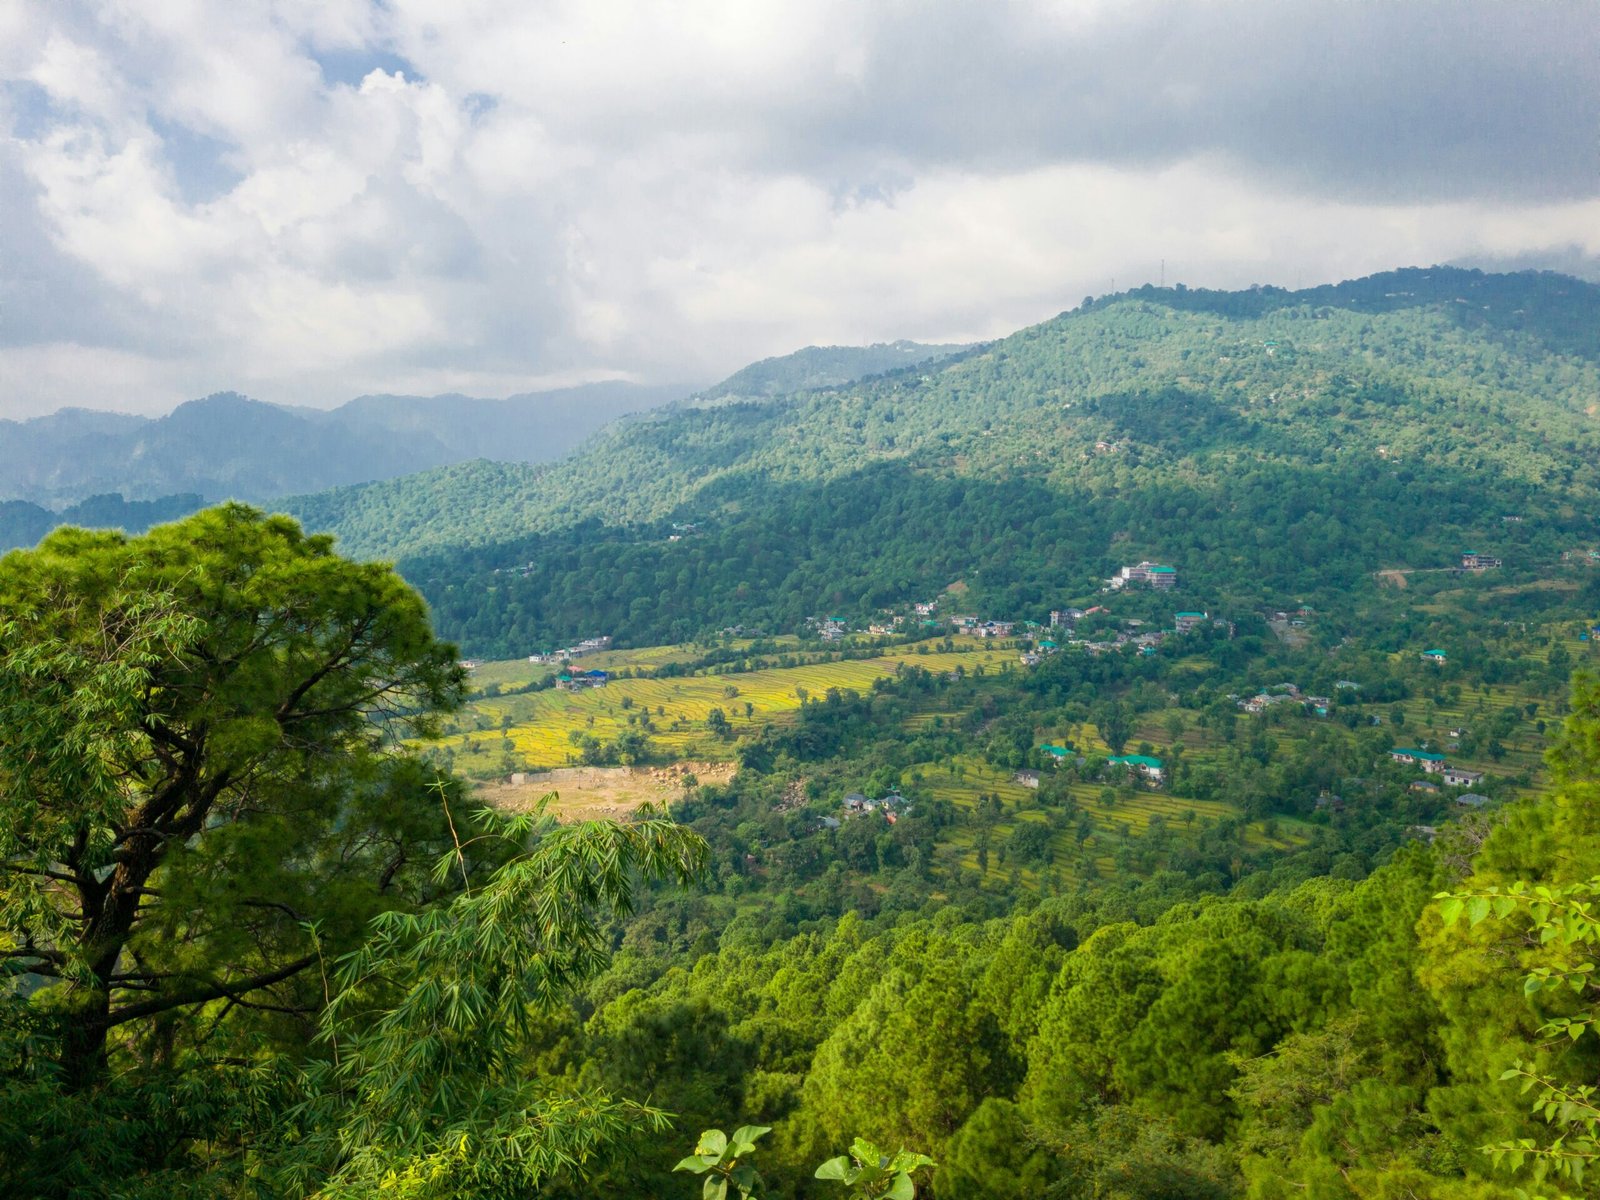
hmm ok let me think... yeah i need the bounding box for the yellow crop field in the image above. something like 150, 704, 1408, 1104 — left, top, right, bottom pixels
440, 643, 1015, 770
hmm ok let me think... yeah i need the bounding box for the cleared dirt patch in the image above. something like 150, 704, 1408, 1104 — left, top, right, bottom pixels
475, 761, 737, 822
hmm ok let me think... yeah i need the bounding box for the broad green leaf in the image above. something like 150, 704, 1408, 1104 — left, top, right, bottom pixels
729, 1125, 772, 1156
815, 1156, 852, 1181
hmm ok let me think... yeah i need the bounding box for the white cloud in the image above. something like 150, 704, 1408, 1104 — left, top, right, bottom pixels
1, 0, 1596, 417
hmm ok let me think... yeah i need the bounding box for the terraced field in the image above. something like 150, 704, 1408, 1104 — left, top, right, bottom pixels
909, 754, 1308, 890
441, 640, 1014, 772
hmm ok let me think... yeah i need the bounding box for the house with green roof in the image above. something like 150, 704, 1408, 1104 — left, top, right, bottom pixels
1108, 754, 1164, 783
1390, 748, 1447, 773
1421, 649, 1447, 663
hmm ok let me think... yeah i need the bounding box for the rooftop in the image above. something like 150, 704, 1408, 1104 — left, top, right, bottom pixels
1110, 754, 1164, 769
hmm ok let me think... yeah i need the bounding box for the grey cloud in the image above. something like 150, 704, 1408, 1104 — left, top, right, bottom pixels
520, 1, 1598, 206
4, 0, 1598, 418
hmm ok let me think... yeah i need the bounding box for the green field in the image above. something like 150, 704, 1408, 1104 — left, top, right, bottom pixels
442, 639, 1015, 770
912, 754, 1307, 890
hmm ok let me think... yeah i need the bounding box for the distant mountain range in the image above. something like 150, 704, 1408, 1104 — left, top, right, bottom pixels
0, 341, 976, 552
0, 380, 695, 509
690, 340, 973, 404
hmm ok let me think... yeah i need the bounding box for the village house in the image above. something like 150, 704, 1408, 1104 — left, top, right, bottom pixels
1455, 793, 1491, 809
1014, 769, 1041, 789
556, 668, 610, 690
1050, 608, 1086, 628
1390, 748, 1446, 772
1421, 649, 1448, 664
1108, 754, 1164, 784
1108, 561, 1177, 590
1174, 611, 1208, 633
1460, 552, 1502, 570
1241, 691, 1301, 715
1441, 766, 1485, 788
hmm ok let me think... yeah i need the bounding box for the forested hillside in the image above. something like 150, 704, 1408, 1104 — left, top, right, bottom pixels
8, 504, 1600, 1199
275, 267, 1600, 654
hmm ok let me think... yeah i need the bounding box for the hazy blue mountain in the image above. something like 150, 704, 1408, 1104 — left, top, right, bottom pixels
0, 493, 207, 552
0, 382, 693, 507
689, 340, 974, 405
0, 340, 992, 549
320, 381, 690, 462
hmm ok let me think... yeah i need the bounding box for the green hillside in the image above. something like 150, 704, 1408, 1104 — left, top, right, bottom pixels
288, 267, 1600, 554
277, 267, 1600, 655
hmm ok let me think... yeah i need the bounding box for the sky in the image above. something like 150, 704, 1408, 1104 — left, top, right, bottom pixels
2, 1, 1597, 418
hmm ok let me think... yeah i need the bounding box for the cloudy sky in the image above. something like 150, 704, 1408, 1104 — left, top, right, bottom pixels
2, 1, 1597, 417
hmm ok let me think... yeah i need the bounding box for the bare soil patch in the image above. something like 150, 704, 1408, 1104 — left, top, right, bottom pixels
475, 761, 736, 822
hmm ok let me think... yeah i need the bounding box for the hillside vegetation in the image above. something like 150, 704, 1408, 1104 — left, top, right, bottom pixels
277, 268, 1600, 654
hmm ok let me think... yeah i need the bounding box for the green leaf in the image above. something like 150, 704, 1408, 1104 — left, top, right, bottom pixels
885, 1175, 916, 1200
697, 1129, 729, 1158
1467, 896, 1492, 926
729, 1125, 772, 1156
729, 1163, 760, 1192
704, 1175, 728, 1200
1438, 896, 1465, 926
674, 1155, 713, 1174
815, 1156, 852, 1181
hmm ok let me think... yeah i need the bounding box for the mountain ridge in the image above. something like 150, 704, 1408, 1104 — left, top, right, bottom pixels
0, 381, 694, 508
279, 266, 1600, 565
